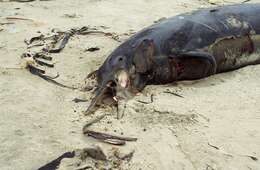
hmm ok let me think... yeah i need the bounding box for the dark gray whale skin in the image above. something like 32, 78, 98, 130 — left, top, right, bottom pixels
87, 4, 260, 113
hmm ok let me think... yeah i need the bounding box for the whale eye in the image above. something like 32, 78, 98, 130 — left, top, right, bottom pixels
118, 57, 123, 61
110, 55, 127, 68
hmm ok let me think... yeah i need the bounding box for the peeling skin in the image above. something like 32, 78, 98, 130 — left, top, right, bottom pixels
208, 34, 260, 72
226, 16, 242, 28
226, 16, 250, 30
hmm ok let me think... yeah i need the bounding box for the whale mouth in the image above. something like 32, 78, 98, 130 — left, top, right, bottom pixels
85, 70, 133, 114
85, 81, 116, 115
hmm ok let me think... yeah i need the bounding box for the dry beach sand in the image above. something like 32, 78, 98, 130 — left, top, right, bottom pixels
0, 0, 260, 169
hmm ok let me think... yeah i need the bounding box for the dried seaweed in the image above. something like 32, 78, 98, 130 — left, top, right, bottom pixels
6, 16, 34, 21
85, 47, 100, 52
0, 0, 53, 2
22, 26, 121, 90
0, 22, 14, 25
72, 98, 88, 103
163, 90, 184, 98
208, 142, 258, 161
137, 94, 154, 104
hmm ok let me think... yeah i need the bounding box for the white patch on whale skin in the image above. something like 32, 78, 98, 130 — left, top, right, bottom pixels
242, 21, 249, 29
226, 16, 242, 28
197, 38, 202, 43
178, 16, 184, 20
226, 16, 250, 30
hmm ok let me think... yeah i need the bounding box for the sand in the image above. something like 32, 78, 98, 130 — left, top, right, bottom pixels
0, 0, 260, 169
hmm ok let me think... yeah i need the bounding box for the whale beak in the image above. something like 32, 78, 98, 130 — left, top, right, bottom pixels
85, 80, 117, 115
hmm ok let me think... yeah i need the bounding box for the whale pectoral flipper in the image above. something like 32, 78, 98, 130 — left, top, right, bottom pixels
170, 51, 217, 80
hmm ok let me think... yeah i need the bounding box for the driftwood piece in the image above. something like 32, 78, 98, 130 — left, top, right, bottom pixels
82, 114, 137, 145
102, 138, 126, 145
6, 16, 34, 21
83, 129, 137, 145
0, 22, 14, 25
